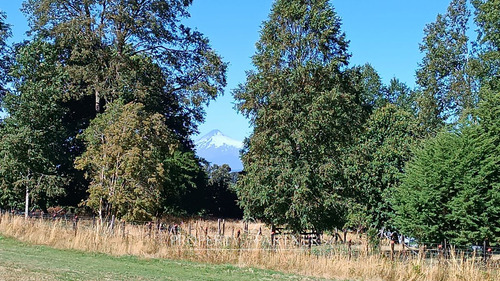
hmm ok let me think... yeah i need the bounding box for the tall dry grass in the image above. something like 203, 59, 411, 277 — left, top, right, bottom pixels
0, 214, 497, 281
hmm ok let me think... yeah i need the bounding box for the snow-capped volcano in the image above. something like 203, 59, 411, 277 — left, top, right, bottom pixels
196, 130, 243, 150
195, 130, 244, 171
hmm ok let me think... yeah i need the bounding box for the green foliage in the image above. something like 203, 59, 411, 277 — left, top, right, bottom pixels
354, 63, 384, 109
0, 11, 10, 101
0, 40, 68, 210
233, 0, 364, 232
203, 164, 242, 218
159, 149, 205, 216
367, 227, 381, 250
343, 202, 372, 231
473, 89, 500, 239
348, 64, 417, 113
392, 132, 462, 243
0, 0, 228, 216
384, 78, 417, 114
392, 91, 500, 245
390, 0, 499, 246
472, 0, 500, 91
389, 0, 499, 246
75, 100, 185, 221
22, 0, 227, 141
0, 124, 66, 209
415, 0, 476, 134
344, 103, 418, 230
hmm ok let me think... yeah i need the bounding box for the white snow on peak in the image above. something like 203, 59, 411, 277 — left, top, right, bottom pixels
196, 130, 243, 149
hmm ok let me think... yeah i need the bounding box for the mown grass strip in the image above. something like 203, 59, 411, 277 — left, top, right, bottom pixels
0, 235, 327, 281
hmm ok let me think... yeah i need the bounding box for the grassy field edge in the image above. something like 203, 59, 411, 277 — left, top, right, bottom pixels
1, 215, 497, 281
0, 234, 326, 281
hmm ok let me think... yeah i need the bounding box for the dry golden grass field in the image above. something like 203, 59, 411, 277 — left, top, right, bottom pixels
0, 214, 498, 281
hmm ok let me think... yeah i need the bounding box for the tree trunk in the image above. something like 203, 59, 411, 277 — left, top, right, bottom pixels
25, 186, 29, 219
99, 198, 103, 223
95, 90, 101, 113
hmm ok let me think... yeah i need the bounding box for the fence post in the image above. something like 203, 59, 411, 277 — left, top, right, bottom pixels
121, 220, 126, 238
438, 244, 443, 261
445, 239, 448, 259
110, 215, 115, 234
148, 221, 152, 238
348, 239, 352, 260
391, 239, 395, 260
401, 235, 405, 255
157, 220, 162, 239
73, 215, 79, 236
218, 219, 221, 236
271, 224, 275, 247
483, 239, 487, 262
222, 219, 225, 236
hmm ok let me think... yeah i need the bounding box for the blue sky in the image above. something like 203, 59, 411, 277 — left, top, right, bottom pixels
1, 0, 451, 141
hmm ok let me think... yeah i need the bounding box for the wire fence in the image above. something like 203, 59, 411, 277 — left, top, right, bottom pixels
1, 208, 498, 268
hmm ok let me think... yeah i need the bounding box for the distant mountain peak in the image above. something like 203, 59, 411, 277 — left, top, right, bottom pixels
196, 130, 243, 150
206, 129, 223, 136
195, 130, 243, 171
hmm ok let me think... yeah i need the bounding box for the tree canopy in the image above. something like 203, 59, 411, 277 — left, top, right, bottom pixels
22, 0, 227, 143
0, 11, 10, 102
75, 100, 184, 221
344, 103, 418, 231
415, 0, 476, 135
233, 0, 365, 232
472, 0, 500, 91
0, 0, 227, 220
390, 0, 499, 245
0, 0, 498, 245
0, 41, 67, 212
391, 97, 499, 245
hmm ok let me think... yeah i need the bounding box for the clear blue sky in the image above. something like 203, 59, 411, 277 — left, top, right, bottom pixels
1, 0, 451, 141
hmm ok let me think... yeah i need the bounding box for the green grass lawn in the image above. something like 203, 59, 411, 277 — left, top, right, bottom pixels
0, 235, 326, 281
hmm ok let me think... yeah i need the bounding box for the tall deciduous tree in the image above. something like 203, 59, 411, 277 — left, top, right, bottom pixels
0, 11, 10, 103
75, 100, 182, 221
389, 0, 499, 246
472, 0, 500, 91
0, 125, 66, 216
416, 0, 476, 135
8, 0, 227, 215
233, 0, 364, 232
22, 0, 227, 144
0, 41, 67, 214
342, 64, 418, 232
